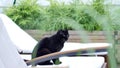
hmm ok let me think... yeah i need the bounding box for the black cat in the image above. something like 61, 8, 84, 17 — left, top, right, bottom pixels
32, 29, 69, 65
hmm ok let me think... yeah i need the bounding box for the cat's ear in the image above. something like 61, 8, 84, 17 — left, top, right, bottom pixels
57, 29, 62, 34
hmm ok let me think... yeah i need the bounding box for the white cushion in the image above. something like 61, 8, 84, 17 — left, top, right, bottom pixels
0, 16, 28, 68
0, 14, 37, 53
59, 57, 104, 68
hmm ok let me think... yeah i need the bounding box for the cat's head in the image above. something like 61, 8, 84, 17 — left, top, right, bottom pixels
57, 29, 69, 41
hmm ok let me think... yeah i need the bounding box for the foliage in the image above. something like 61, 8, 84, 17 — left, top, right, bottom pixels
107, 5, 120, 31
92, 0, 106, 15
39, 0, 102, 31
4, 0, 44, 29
4, 0, 120, 31
39, 0, 72, 31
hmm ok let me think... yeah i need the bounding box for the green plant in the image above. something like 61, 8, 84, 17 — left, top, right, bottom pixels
39, 0, 102, 31
92, 0, 106, 15
71, 10, 101, 31
67, 0, 102, 31
107, 5, 120, 31
4, 0, 44, 29
4, 0, 106, 31
39, 0, 73, 31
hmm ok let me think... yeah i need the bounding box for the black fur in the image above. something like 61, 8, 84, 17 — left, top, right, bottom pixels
33, 29, 69, 65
